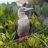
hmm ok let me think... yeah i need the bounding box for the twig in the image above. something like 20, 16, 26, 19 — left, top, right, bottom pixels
30, 34, 48, 47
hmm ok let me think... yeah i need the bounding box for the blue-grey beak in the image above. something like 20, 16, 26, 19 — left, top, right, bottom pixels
24, 8, 34, 12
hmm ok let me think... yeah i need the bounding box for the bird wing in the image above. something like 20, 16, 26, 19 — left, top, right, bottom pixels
13, 20, 19, 40
29, 21, 33, 35
14, 20, 18, 32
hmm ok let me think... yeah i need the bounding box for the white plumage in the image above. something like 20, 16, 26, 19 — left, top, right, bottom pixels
17, 9, 30, 36
13, 0, 34, 42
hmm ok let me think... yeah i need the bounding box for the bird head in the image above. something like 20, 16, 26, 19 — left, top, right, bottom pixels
18, 7, 34, 18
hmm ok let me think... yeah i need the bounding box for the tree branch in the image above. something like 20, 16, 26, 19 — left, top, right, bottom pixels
30, 34, 48, 47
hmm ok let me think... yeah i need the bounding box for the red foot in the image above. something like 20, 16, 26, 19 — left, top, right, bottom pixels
19, 36, 28, 42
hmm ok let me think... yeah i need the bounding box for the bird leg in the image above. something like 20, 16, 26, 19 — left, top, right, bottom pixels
12, 35, 28, 43
18, 35, 28, 42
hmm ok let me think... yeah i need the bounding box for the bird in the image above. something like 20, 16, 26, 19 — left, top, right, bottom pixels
13, 7, 34, 42
13, 0, 35, 42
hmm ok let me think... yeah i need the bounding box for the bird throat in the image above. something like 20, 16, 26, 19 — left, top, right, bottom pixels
18, 12, 25, 18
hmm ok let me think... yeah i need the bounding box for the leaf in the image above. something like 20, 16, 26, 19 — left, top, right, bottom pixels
31, 15, 45, 30
28, 37, 40, 47
11, 32, 16, 38
1, 33, 6, 42
0, 26, 3, 29
0, 23, 3, 29
0, 41, 4, 46
5, 32, 10, 40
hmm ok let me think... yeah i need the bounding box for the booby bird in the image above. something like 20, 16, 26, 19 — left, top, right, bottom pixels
13, 0, 34, 42
13, 7, 34, 42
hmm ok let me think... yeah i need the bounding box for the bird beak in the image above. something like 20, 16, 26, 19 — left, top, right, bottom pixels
24, 8, 34, 12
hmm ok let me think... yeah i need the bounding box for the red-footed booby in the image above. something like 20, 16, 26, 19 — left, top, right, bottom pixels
13, 7, 34, 42
13, 0, 34, 42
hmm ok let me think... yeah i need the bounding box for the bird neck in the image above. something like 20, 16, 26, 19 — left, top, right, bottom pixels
18, 13, 27, 19
19, 14, 28, 19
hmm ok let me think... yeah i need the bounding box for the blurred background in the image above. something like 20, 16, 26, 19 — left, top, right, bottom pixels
0, 0, 48, 48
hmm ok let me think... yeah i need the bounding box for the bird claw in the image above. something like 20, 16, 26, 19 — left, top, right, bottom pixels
18, 36, 28, 42
12, 36, 28, 43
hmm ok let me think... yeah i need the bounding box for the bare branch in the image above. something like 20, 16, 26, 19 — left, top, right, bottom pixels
30, 34, 48, 47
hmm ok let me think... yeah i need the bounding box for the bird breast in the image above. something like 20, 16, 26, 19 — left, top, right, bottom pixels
17, 17, 30, 36
18, 18, 29, 27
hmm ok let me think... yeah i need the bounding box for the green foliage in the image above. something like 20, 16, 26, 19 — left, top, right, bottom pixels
31, 15, 45, 31
41, 3, 48, 16
0, 8, 4, 16
28, 37, 40, 48
0, 1, 48, 48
